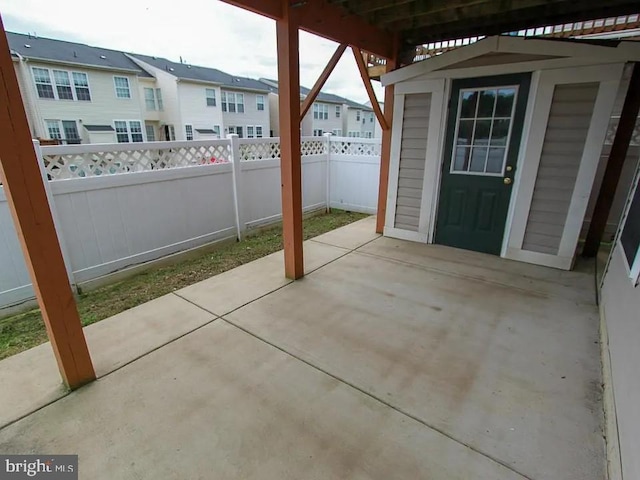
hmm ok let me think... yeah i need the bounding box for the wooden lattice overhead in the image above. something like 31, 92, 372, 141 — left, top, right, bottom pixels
328, 0, 640, 48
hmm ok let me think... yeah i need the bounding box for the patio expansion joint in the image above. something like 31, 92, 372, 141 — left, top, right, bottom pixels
352, 249, 595, 306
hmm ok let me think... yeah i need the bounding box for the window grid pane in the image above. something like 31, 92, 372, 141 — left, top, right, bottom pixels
185, 124, 193, 140
114, 77, 131, 98
129, 121, 143, 142
256, 95, 264, 111
114, 121, 129, 143
45, 120, 62, 140
72, 72, 91, 101
155, 89, 163, 110
451, 86, 517, 175
145, 124, 156, 141
53, 70, 73, 100
206, 88, 216, 107
256, 126, 263, 138
33, 68, 54, 99
144, 88, 156, 110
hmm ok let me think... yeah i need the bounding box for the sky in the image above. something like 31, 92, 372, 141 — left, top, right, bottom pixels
0, 0, 384, 104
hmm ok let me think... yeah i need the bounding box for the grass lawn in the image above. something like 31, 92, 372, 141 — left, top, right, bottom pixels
0, 210, 368, 360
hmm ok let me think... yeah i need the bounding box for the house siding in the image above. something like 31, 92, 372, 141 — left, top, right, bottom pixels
25, 61, 144, 143
522, 82, 599, 254
394, 93, 431, 231
178, 82, 223, 138
601, 240, 640, 480
221, 89, 270, 137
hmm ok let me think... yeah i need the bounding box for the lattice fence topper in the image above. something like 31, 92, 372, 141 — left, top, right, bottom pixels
239, 141, 281, 161
330, 140, 382, 156
604, 116, 640, 146
43, 144, 230, 179
301, 139, 327, 156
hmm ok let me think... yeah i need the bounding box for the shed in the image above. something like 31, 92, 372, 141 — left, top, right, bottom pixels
381, 35, 640, 270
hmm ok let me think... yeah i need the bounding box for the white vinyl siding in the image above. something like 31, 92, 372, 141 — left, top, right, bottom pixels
394, 93, 431, 232
114, 76, 131, 98
522, 83, 599, 255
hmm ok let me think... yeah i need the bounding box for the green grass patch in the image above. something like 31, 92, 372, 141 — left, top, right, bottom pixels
0, 210, 368, 360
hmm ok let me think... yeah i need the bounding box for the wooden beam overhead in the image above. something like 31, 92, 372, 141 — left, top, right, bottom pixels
351, 46, 389, 131
0, 17, 95, 389
220, 0, 396, 59
219, 0, 282, 20
582, 62, 640, 258
276, 0, 305, 279
301, 43, 348, 120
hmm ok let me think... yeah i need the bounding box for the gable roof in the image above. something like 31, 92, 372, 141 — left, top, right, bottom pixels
7, 32, 151, 76
259, 78, 371, 110
131, 54, 270, 92
382, 35, 640, 86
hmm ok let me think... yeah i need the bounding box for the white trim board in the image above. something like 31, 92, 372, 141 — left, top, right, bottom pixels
382, 35, 640, 86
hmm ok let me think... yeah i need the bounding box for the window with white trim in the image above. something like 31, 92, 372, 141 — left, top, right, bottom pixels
313, 103, 328, 120
213, 125, 221, 138
114, 120, 143, 143
356, 110, 361, 121
32, 68, 54, 99
347, 131, 361, 138
185, 124, 194, 140
145, 124, 156, 141
45, 120, 80, 144
335, 105, 341, 118
365, 131, 373, 138
72, 72, 91, 101
206, 88, 216, 107
451, 86, 518, 175
222, 92, 244, 113
155, 89, 163, 110
256, 95, 265, 111
370, 112, 374, 123
313, 129, 324, 136
114, 76, 131, 98
53, 70, 73, 100
255, 126, 263, 138
247, 126, 255, 138
228, 126, 243, 138
144, 88, 157, 110
33, 67, 91, 101
332, 129, 342, 136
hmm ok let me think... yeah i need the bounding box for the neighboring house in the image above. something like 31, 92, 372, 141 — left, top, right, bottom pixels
8, 32, 151, 145
365, 100, 384, 139
131, 54, 270, 141
260, 78, 375, 137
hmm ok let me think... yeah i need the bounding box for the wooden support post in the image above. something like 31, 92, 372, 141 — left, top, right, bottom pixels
276, 0, 304, 279
301, 43, 347, 120
376, 57, 398, 233
0, 19, 95, 389
583, 62, 640, 257
351, 46, 389, 131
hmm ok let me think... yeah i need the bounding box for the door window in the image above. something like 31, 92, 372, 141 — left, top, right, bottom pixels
451, 87, 517, 176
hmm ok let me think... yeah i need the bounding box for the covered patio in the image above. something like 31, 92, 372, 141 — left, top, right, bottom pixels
0, 218, 603, 479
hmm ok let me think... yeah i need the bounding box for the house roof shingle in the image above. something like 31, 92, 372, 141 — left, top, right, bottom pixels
7, 32, 152, 77
132, 54, 270, 92
259, 78, 372, 110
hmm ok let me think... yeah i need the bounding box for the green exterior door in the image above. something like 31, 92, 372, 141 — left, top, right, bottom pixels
435, 73, 531, 255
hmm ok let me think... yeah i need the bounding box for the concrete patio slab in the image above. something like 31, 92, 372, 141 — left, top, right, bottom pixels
0, 321, 524, 480
310, 214, 380, 250
226, 240, 604, 480
359, 236, 596, 305
176, 239, 349, 316
0, 293, 215, 429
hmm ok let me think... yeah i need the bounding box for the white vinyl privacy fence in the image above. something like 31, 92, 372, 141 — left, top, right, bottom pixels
0, 135, 380, 310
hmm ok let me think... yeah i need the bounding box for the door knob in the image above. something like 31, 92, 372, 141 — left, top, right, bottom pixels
504, 177, 512, 185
